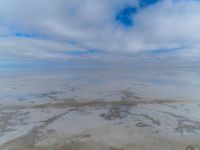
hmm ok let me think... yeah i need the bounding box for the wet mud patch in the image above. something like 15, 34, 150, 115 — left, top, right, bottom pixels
100, 105, 132, 121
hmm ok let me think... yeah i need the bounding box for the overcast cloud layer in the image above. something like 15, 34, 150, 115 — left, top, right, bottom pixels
0, 0, 200, 62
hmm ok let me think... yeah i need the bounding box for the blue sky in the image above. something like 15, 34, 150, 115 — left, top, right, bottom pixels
1, 0, 200, 64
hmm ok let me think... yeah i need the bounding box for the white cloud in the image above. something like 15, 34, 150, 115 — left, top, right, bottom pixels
0, 0, 200, 61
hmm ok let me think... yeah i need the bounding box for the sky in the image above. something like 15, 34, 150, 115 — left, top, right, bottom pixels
1, 0, 200, 66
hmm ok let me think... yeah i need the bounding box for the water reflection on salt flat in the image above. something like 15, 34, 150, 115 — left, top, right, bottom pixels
0, 67, 200, 104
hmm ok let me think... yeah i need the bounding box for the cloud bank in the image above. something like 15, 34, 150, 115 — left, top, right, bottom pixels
0, 0, 200, 62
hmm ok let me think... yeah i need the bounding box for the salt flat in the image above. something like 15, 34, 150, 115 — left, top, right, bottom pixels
0, 97, 200, 149
0, 68, 200, 150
